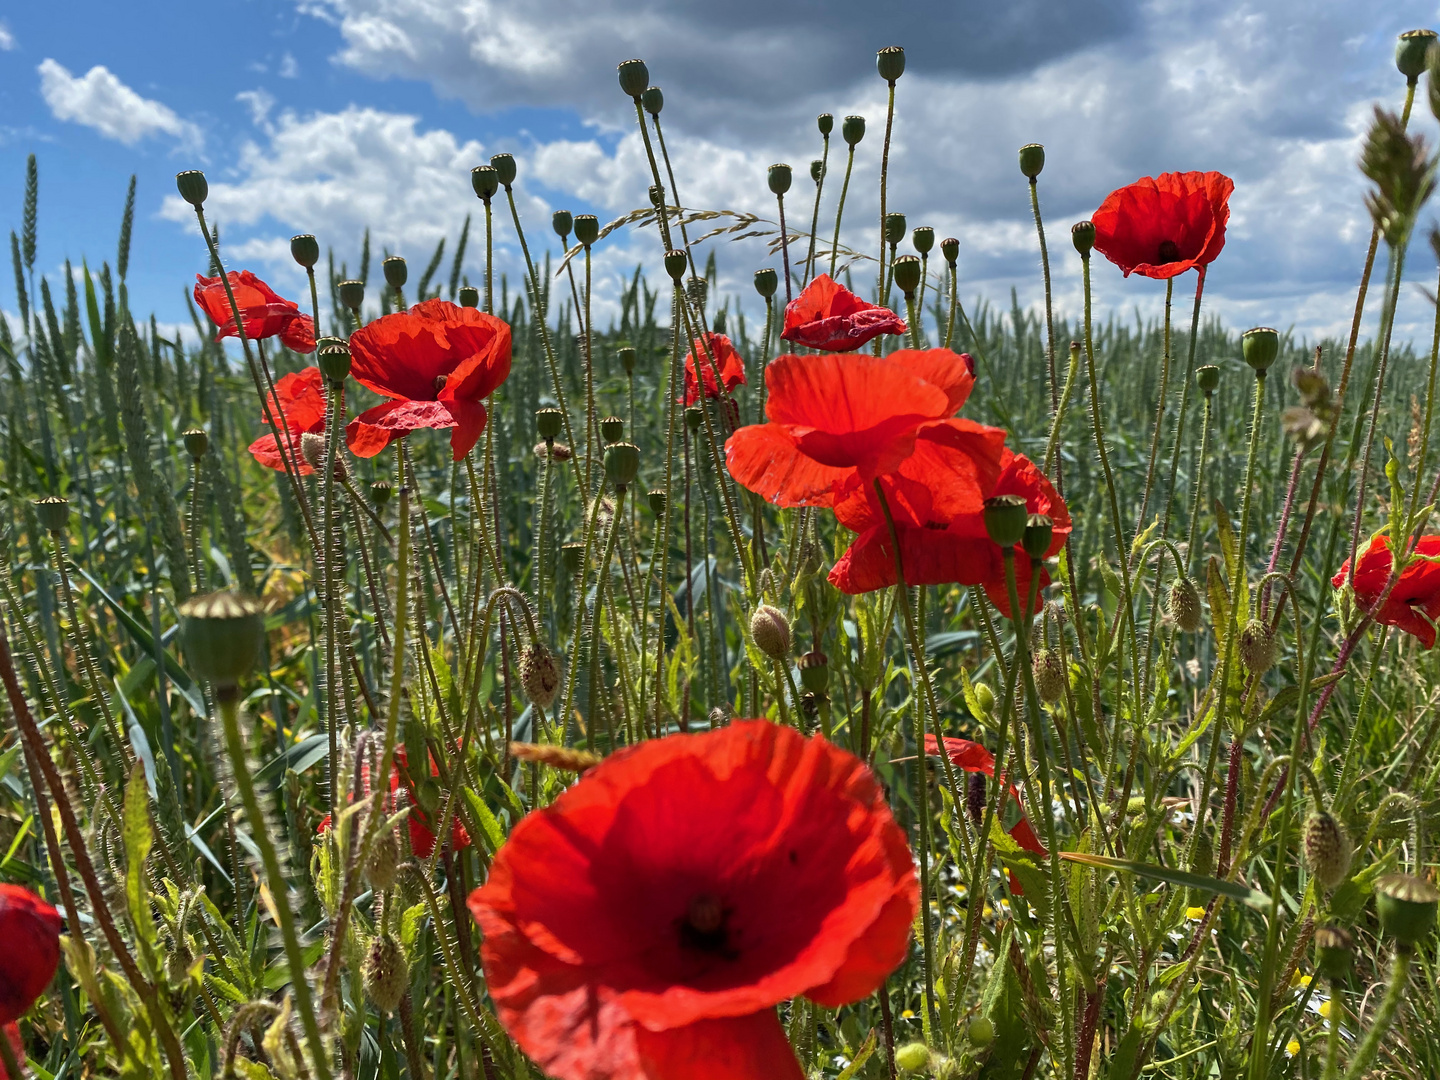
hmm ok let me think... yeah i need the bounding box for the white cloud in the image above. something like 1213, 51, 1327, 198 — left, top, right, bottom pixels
279, 53, 300, 79
0, 22, 16, 50
38, 59, 202, 151
237, 89, 277, 132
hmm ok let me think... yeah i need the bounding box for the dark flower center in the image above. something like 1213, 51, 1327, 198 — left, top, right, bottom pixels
679, 892, 731, 954
1157, 240, 1181, 264
434, 375, 448, 392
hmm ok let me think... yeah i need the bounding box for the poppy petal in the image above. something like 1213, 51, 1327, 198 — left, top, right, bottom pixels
634, 1010, 805, 1080
440, 395, 489, 460
725, 424, 854, 508
345, 399, 456, 458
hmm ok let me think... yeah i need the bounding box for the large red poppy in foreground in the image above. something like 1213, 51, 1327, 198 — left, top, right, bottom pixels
469, 720, 917, 1080
1092, 171, 1233, 280
0, 884, 62, 1026
346, 299, 511, 460
682, 333, 747, 406
780, 274, 907, 353
194, 271, 316, 353
1333, 534, 1440, 649
247, 366, 328, 474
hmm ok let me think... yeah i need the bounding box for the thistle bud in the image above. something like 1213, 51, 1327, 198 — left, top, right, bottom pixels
560, 542, 585, 577
1396, 29, 1437, 81
1239, 618, 1278, 674
983, 494, 1029, 549
642, 86, 664, 116
1071, 220, 1096, 255
600, 416, 624, 444
490, 152, 516, 187
891, 254, 921, 296
382, 255, 407, 288
940, 236, 960, 266
754, 267, 778, 298
34, 496, 70, 534
1022, 513, 1053, 561
876, 45, 906, 82
179, 591, 265, 689
319, 342, 351, 383
618, 59, 650, 98
798, 650, 829, 693
1168, 577, 1203, 632
685, 406, 703, 432
911, 226, 935, 254
767, 163, 793, 196
552, 210, 573, 239
338, 279, 365, 311
458, 285, 480, 308
574, 214, 600, 247
520, 643, 560, 710
1032, 648, 1065, 703
183, 428, 209, 459
604, 442, 640, 490
1196, 364, 1220, 394
175, 170, 209, 207
664, 249, 688, 281
894, 1043, 929, 1073
618, 346, 637, 374
884, 212, 906, 245
817, 112, 834, 135
972, 681, 996, 716
364, 824, 400, 892
363, 933, 408, 1015
1375, 873, 1438, 946
1018, 143, 1046, 179
470, 165, 499, 201
536, 407, 564, 442
1314, 925, 1353, 982
647, 489, 667, 515
370, 480, 392, 507
1242, 327, 1279, 375
750, 604, 791, 660
842, 115, 866, 147
1303, 810, 1352, 890
290, 233, 320, 268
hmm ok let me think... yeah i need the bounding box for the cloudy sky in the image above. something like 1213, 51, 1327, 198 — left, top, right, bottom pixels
1, 1, 1438, 346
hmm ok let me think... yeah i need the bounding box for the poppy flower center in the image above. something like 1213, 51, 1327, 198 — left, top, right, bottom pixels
1156, 239, 1181, 264
434, 374, 448, 392
679, 892, 730, 954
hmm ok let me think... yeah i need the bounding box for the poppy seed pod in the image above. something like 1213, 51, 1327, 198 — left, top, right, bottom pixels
382, 255, 407, 288
318, 343, 351, 383
983, 494, 1030, 549
754, 267, 779, 298
338, 279, 365, 311
600, 415, 624, 443
1168, 577, 1203, 632
179, 591, 265, 688
34, 496, 69, 534
1022, 513, 1053, 560
1019, 143, 1046, 179
940, 236, 960, 265
552, 210, 573, 239
884, 212, 906, 245
618, 58, 649, 98
895, 1043, 930, 1073
363, 934, 408, 1015
750, 604, 791, 659
535, 407, 564, 442
574, 215, 600, 247
912, 226, 934, 254
560, 542, 585, 576
891, 254, 921, 296
1315, 925, 1353, 982
1196, 364, 1221, 394
1071, 220, 1096, 255
1239, 618, 1278, 674
663, 249, 688, 281
1375, 873, 1439, 946
768, 163, 793, 196
520, 643, 560, 710
182, 427, 209, 458
647, 489, 667, 515
175, 169, 209, 207
1396, 29, 1438, 81
1303, 810, 1352, 890
642, 86, 664, 116
685, 406, 703, 431
604, 442, 640, 490
876, 45, 906, 82
370, 480, 392, 506
470, 165, 499, 201
618, 346, 636, 374
290, 233, 320, 268
817, 112, 834, 136
798, 650, 829, 692
458, 285, 480, 308
842, 114, 866, 146
810, 159, 824, 184
1032, 648, 1065, 703
1242, 326, 1280, 374
490, 152, 516, 187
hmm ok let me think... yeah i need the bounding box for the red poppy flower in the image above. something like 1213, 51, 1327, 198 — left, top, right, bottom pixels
780, 274, 908, 353
468, 720, 917, 1080
682, 334, 747, 406
1, 1022, 22, 1080
194, 271, 316, 353
1091, 171, 1233, 279
828, 449, 1068, 619
1332, 534, 1440, 648
316, 747, 471, 859
247, 366, 328, 474
346, 299, 511, 460
0, 885, 62, 1025
726, 349, 982, 508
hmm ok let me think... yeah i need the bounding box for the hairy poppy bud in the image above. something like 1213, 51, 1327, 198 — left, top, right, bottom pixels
618, 59, 649, 99
1032, 648, 1065, 703
884, 212, 906, 245
891, 254, 921, 296
1239, 618, 1278, 674
1315, 925, 1353, 982
560, 542, 585, 576
664, 249, 688, 281
534, 441, 572, 462
458, 285, 480, 308
912, 226, 935, 254
290, 233, 320, 268
754, 267, 778, 298
1019, 143, 1046, 179
842, 115, 866, 146
338, 279, 364, 311
365, 825, 400, 892
685, 406, 703, 432
1196, 364, 1220, 394
876, 45, 906, 82
470, 165, 499, 201
382, 255, 407, 289
300, 432, 327, 471
642, 85, 664, 115
600, 416, 624, 444
490, 152, 516, 187
618, 346, 636, 374
33, 496, 69, 535
810, 159, 824, 184
895, 1042, 929, 1073
179, 591, 265, 689
536, 407, 564, 442
1023, 513, 1053, 561
647, 489, 667, 515
319, 342, 351, 383
1375, 873, 1438, 946
552, 210, 573, 239
520, 643, 560, 710
686, 275, 708, 311
818, 112, 834, 135
370, 480, 392, 507
175, 170, 208, 207
798, 650, 829, 693
575, 214, 600, 247
969, 1017, 995, 1047
768, 163, 793, 196
649, 183, 666, 209
1168, 577, 1202, 632
183, 427, 209, 458
750, 604, 791, 659
1072, 220, 1096, 255
966, 771, 986, 825
1243, 327, 1279, 375
1304, 810, 1352, 890
363, 933, 408, 1015
972, 681, 996, 716
940, 236, 960, 266
1397, 29, 1437, 81
604, 442, 640, 490
983, 494, 1029, 549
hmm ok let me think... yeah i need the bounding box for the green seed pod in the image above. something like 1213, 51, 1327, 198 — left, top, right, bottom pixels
552, 210, 574, 239
604, 442, 640, 490
940, 236, 960, 266
382, 255, 407, 289
767, 163, 793, 196
810, 159, 824, 184
663, 249, 688, 281
179, 591, 265, 688
968, 1016, 995, 1047
1018, 143, 1046, 179
1375, 873, 1438, 946
319, 342, 351, 384
1304, 810, 1352, 890
490, 152, 516, 187
1239, 618, 1278, 674
818, 112, 834, 135
1314, 925, 1353, 982
520, 643, 560, 710
912, 226, 934, 254
891, 254, 921, 296
363, 933, 408, 1015
600, 416, 624, 444
34, 496, 70, 534
1242, 326, 1279, 375
876, 45, 906, 82
536, 407, 564, 442
647, 489, 667, 515
338, 279, 365, 311
458, 285, 480, 308
182, 428, 209, 459
751, 604, 791, 660
618, 346, 637, 374
884, 212, 906, 245
1168, 577, 1203, 633
1196, 364, 1221, 394
798, 650, 829, 693
470, 165, 499, 201
1023, 513, 1053, 561
983, 494, 1029, 549
560, 542, 585, 577
642, 86, 664, 116
842, 115, 866, 147
574, 214, 600, 247
1072, 220, 1096, 255
175, 170, 209, 207
754, 267, 778, 298
618, 58, 650, 98
1397, 29, 1437, 81
290, 233, 320, 269
1032, 648, 1065, 704
971, 682, 996, 717
364, 824, 400, 892
370, 480, 392, 506
685, 406, 703, 432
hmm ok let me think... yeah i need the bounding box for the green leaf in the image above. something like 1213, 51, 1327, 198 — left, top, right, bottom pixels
1058, 851, 1272, 910
978, 922, 1030, 1079
462, 787, 507, 854
835, 1031, 876, 1080
123, 763, 157, 951
1329, 849, 1397, 922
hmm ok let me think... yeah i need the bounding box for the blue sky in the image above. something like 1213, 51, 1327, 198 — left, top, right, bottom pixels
2, 0, 1439, 345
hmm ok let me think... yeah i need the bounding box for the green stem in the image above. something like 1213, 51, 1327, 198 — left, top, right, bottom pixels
830, 146, 856, 280
1159, 270, 1206, 538
805, 135, 829, 286
877, 80, 896, 314
1340, 948, 1411, 1080
1135, 276, 1175, 543
1029, 176, 1058, 415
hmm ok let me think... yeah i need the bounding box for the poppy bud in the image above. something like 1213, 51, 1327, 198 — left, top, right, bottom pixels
685, 406, 703, 432
891, 254, 921, 296
363, 933, 408, 1015
895, 1043, 930, 1073
535, 441, 572, 462
1375, 873, 1438, 946
647, 489, 667, 515
1303, 810, 1352, 890
1168, 577, 1203, 632
604, 442, 640, 491
642, 86, 664, 115
183, 427, 209, 459
490, 152, 516, 187
754, 267, 778, 298
520, 643, 560, 710
810, 159, 824, 184
686, 275, 708, 311
1022, 513, 1053, 560
1242, 327, 1279, 375
664, 249, 688, 281
1032, 648, 1065, 704
972, 681, 996, 716
33, 496, 69, 535
842, 115, 866, 147
574, 214, 600, 247
560, 542, 585, 576
319, 342, 351, 384
1196, 364, 1221, 394
618, 346, 636, 374
969, 1017, 995, 1047
370, 480, 392, 507
1018, 143, 1045, 179
1314, 925, 1353, 982
382, 255, 407, 288
338, 279, 365, 311
750, 604, 791, 659
876, 45, 906, 82
798, 649, 829, 692
1071, 220, 1096, 255
983, 494, 1029, 549
458, 285, 480, 308
536, 407, 564, 442
552, 210, 573, 239
966, 771, 986, 825
767, 163, 793, 196
179, 591, 265, 689
912, 226, 935, 255
290, 233, 320, 269
470, 165, 499, 201
301, 432, 327, 471
618, 58, 650, 98
1396, 29, 1437, 81
649, 184, 666, 209
1239, 618, 1278, 674
175, 169, 209, 207
600, 416, 624, 443
365, 824, 400, 892
884, 212, 906, 245
940, 237, 960, 266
